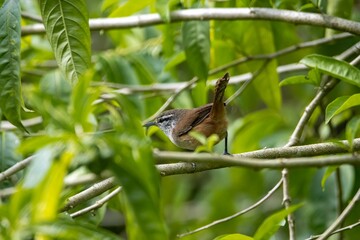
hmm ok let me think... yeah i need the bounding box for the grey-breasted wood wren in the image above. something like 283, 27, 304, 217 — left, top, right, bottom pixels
144, 73, 230, 154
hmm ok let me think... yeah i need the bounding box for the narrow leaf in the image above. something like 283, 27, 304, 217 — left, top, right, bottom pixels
321, 166, 338, 190
33, 218, 121, 240
346, 115, 360, 151
254, 204, 303, 240
182, 20, 210, 80
156, 0, 170, 22
164, 51, 186, 70
300, 54, 360, 87
308, 68, 321, 85
0, 0, 26, 131
325, 94, 360, 123
214, 233, 254, 240
109, 0, 155, 17
239, 21, 281, 110
32, 151, 73, 223
279, 75, 309, 87
39, 0, 91, 83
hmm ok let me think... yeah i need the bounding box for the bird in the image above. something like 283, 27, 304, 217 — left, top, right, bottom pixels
144, 73, 230, 154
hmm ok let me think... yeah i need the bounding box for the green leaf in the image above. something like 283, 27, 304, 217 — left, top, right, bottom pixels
31, 151, 73, 223
279, 75, 309, 87
346, 115, 360, 151
164, 51, 186, 70
182, 20, 210, 80
253, 204, 303, 240
308, 68, 321, 85
0, 132, 22, 172
321, 166, 338, 190
105, 97, 167, 240
325, 0, 353, 36
300, 54, 360, 87
156, 0, 170, 22
33, 218, 121, 240
109, 140, 168, 240
240, 21, 281, 110
0, 0, 26, 131
22, 147, 56, 188
214, 233, 254, 240
109, 0, 155, 17
325, 94, 360, 123
39, 0, 91, 83
70, 71, 99, 132
95, 55, 139, 84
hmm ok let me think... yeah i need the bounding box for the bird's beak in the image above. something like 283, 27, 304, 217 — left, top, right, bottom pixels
143, 121, 157, 135
143, 121, 157, 128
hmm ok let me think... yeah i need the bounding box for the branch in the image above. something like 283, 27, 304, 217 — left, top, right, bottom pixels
282, 40, 360, 239
2, 138, 360, 183
4, 33, 352, 128
1, 116, 43, 131
286, 41, 360, 147
0, 156, 34, 182
157, 138, 360, 163
282, 168, 295, 240
60, 177, 116, 212
70, 186, 122, 218
21, 8, 360, 36
177, 178, 283, 238
306, 220, 360, 240
155, 152, 360, 171
316, 187, 360, 240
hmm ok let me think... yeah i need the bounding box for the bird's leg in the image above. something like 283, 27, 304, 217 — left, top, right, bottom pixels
223, 131, 231, 155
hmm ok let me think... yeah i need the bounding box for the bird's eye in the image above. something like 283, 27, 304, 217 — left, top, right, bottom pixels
157, 114, 173, 123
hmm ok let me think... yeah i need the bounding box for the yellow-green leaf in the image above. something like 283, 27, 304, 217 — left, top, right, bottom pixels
325, 94, 360, 123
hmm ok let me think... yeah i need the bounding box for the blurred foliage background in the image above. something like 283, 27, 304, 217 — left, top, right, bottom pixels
0, 0, 360, 239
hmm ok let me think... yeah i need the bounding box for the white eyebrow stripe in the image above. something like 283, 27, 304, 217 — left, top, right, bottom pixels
158, 114, 174, 122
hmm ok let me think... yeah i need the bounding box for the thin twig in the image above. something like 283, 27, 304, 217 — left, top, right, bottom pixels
282, 168, 295, 240
177, 178, 283, 238
335, 168, 344, 240
70, 186, 122, 218
21, 12, 43, 23
60, 177, 116, 212
0, 156, 34, 182
316, 188, 360, 240
225, 60, 270, 105
286, 41, 360, 147
306, 220, 360, 240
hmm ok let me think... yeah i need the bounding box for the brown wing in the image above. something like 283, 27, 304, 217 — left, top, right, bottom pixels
177, 103, 213, 137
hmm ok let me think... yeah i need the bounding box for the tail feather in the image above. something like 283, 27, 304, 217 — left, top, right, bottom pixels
210, 73, 230, 117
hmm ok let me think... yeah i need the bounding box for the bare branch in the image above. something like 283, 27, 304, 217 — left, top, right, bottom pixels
0, 156, 34, 182
306, 220, 360, 240
177, 178, 283, 238
155, 152, 360, 171
335, 168, 344, 240
282, 40, 360, 239
286, 41, 360, 147
282, 168, 295, 240
70, 187, 122, 218
22, 8, 360, 36
21, 12, 42, 23
61, 177, 116, 212
316, 188, 360, 240
2, 138, 360, 184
